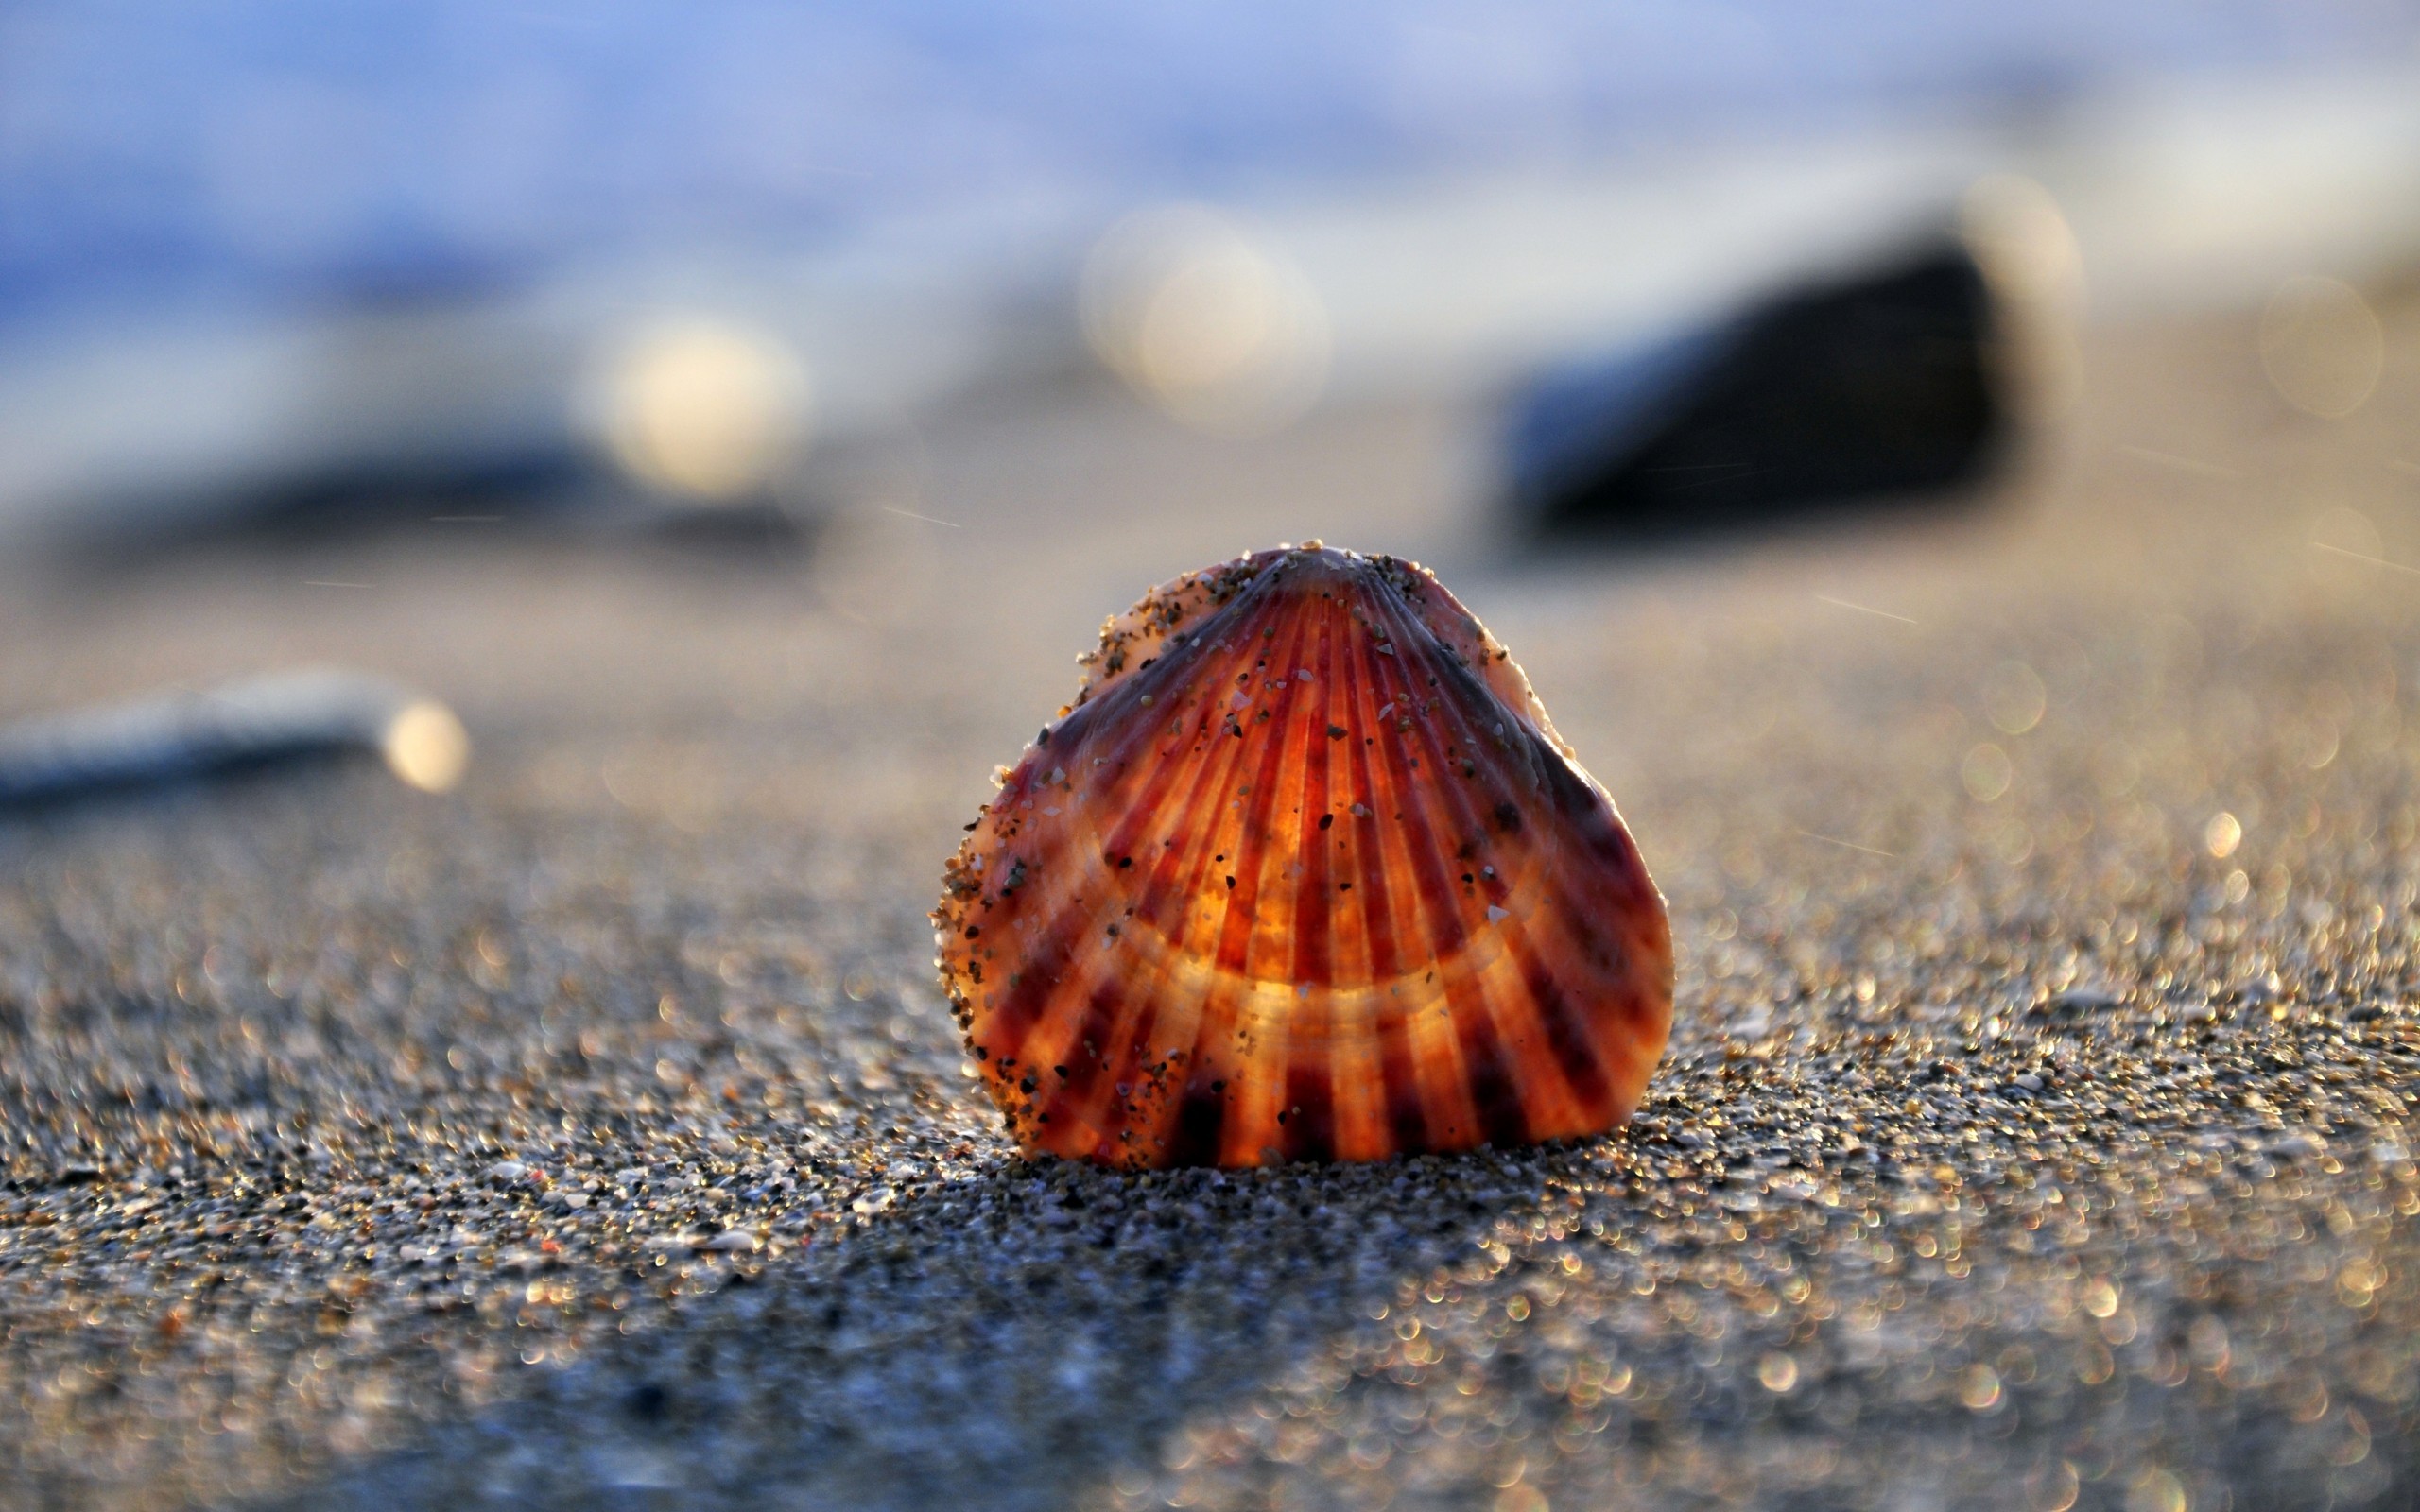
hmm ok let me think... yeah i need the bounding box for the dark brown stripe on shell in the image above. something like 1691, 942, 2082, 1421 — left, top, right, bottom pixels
1354, 610, 1495, 1143
1163, 1076, 1228, 1167
981, 902, 1083, 1051
1519, 949, 1612, 1115
1455, 1001, 1532, 1149
1367, 587, 1638, 1127
1364, 595, 1587, 1125
1378, 1021, 1427, 1153
1087, 636, 1281, 1158
1007, 596, 1290, 1152
1211, 629, 1309, 977
1174, 608, 1319, 1162
1288, 607, 1338, 991
1038, 979, 1123, 1117
1359, 616, 1469, 960
1354, 572, 1632, 1151
1282, 1057, 1338, 1162
1337, 617, 1428, 1151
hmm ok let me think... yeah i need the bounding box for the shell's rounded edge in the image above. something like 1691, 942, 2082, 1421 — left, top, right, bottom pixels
1361, 553, 1580, 768
933, 542, 1674, 1170
1063, 549, 1286, 716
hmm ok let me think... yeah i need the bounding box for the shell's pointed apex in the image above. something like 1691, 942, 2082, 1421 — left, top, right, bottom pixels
937, 542, 1673, 1171
1240, 542, 1426, 597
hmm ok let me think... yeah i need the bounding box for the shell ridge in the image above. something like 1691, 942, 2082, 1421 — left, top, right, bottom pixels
1522, 723, 1674, 1116
1073, 625, 1288, 1161
1529, 740, 1674, 1045
1061, 627, 1194, 781
1050, 997, 1132, 1157
1334, 627, 1405, 977
1216, 604, 1326, 1163
1102, 574, 1291, 759
1366, 583, 1615, 1143
996, 782, 1164, 1108
992, 591, 1281, 1157
1383, 596, 1650, 1135
1126, 964, 1201, 1138
1374, 724, 1574, 1139
1093, 633, 1241, 878
1034, 582, 1285, 955
1108, 720, 1268, 1156
1374, 701, 1533, 1150
1507, 882, 1634, 1126
1373, 588, 1653, 961
1067, 670, 1168, 786
1381, 586, 1556, 801
1369, 588, 1617, 1133
1058, 597, 1297, 1160
1038, 979, 1128, 1160
1516, 953, 1616, 1117
1361, 609, 1470, 958
1333, 610, 1429, 1155
1207, 595, 1319, 976
977, 889, 1084, 1055
1278, 609, 1343, 1160
1538, 740, 1644, 874
1020, 744, 1191, 1159
1277, 607, 1355, 1160
1548, 736, 1675, 1108
1353, 612, 1493, 1148
1286, 607, 1340, 994
1240, 601, 1326, 985
1162, 601, 1320, 1166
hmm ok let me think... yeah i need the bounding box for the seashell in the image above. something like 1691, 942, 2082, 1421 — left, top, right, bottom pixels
934, 542, 1671, 1168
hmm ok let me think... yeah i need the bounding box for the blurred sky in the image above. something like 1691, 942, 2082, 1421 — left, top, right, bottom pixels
5, 1, 2417, 348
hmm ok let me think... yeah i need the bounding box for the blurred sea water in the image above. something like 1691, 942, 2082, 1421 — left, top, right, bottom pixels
2, 3, 2418, 540
2, 1, 2413, 342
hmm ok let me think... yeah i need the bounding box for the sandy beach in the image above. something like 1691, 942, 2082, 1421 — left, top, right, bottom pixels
5, 303, 2420, 1510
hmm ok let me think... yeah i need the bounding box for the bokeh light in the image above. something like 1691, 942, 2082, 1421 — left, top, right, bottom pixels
2258, 274, 2383, 419
1080, 205, 1330, 436
584, 319, 811, 501
380, 699, 471, 793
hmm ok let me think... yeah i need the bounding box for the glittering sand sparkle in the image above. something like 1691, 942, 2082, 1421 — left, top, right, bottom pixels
2, 313, 2419, 1511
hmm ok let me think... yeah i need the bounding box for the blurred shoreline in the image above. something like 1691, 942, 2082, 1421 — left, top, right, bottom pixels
5, 61, 2420, 549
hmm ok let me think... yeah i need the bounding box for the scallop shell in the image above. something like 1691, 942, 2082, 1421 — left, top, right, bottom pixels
935, 543, 1671, 1168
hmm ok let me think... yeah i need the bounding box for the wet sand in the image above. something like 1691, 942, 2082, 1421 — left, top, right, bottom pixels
5, 306, 2420, 1511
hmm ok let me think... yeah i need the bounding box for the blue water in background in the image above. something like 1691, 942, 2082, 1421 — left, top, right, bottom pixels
0, 1, 2411, 347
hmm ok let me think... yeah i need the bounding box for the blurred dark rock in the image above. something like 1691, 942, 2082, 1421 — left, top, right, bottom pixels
0, 671, 455, 814
45, 457, 821, 576
1505, 241, 2008, 542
